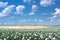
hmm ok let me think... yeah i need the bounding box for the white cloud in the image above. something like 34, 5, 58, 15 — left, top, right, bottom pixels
34, 19, 43, 22
51, 15, 57, 19
52, 8, 60, 18
23, 0, 32, 3
40, 0, 55, 7
0, 5, 15, 17
23, 0, 36, 4
19, 19, 31, 23
0, 2, 8, 8
39, 19, 43, 22
32, 5, 38, 12
29, 5, 38, 15
34, 19, 38, 22
50, 8, 60, 22
3, 22, 15, 26
29, 12, 35, 15
54, 8, 60, 15
15, 5, 25, 15
33, 19, 43, 25
3, 22, 7, 25
0, 13, 7, 17
50, 19, 54, 22
19, 19, 26, 22
10, 16, 15, 19
2, 5, 15, 14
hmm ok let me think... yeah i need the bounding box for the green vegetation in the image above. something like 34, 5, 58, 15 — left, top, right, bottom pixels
0, 26, 60, 40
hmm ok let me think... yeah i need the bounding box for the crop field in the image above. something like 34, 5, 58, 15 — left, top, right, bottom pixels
0, 26, 49, 29
0, 26, 60, 40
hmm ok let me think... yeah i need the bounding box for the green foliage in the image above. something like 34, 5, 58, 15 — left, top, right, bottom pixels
0, 29, 60, 40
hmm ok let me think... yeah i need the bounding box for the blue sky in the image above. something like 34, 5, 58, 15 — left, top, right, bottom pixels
0, 0, 60, 26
